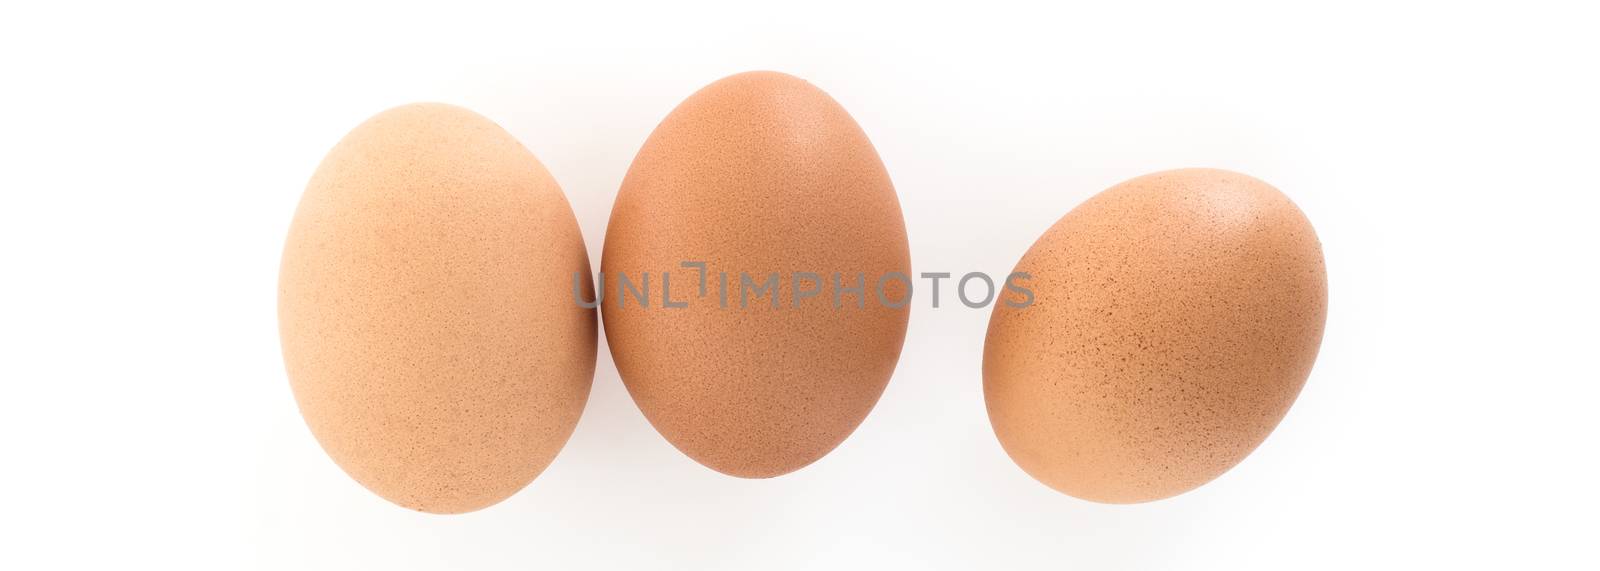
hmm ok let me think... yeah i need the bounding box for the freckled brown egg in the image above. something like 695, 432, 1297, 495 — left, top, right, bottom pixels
278, 103, 596, 513
983, 168, 1326, 503
601, 71, 910, 478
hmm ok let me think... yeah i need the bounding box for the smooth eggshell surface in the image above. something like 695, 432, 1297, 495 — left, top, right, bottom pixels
984, 168, 1326, 503
279, 103, 596, 513
601, 71, 910, 478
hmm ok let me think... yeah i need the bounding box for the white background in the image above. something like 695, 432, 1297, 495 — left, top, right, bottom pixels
2, 1, 1596, 569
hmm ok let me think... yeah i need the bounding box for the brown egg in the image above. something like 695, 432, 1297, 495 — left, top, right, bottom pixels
278, 103, 596, 513
601, 71, 910, 478
984, 168, 1326, 503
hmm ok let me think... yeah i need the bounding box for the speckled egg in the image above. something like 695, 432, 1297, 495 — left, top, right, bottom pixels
601, 71, 910, 478
278, 103, 596, 513
983, 168, 1326, 503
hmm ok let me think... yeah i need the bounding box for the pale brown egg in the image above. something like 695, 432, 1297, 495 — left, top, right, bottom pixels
278, 103, 596, 513
984, 168, 1326, 503
601, 71, 910, 478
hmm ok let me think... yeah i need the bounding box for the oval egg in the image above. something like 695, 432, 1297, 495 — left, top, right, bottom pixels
601, 71, 910, 478
984, 168, 1326, 503
279, 103, 596, 513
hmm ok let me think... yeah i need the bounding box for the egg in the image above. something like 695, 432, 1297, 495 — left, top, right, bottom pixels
278, 103, 596, 513
983, 168, 1326, 503
601, 71, 910, 478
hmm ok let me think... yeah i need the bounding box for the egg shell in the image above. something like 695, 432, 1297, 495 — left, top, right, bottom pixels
278, 103, 596, 513
983, 168, 1326, 503
601, 71, 910, 478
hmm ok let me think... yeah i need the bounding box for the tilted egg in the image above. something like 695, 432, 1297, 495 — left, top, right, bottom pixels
984, 168, 1326, 503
